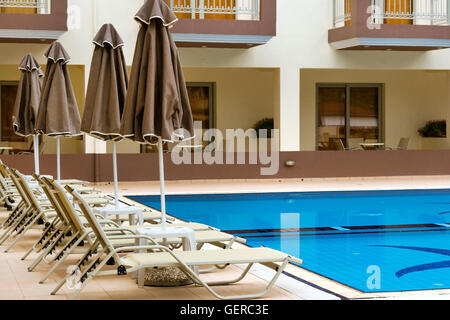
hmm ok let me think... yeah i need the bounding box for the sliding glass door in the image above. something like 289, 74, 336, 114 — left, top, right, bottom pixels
317, 84, 382, 150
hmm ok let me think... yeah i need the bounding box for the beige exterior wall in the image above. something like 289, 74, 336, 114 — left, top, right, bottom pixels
300, 69, 450, 151
0, 0, 450, 152
183, 67, 276, 132
108, 67, 278, 154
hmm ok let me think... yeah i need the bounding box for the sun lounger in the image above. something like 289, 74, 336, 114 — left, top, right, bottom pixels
53, 185, 303, 300
0, 169, 56, 252
36, 178, 245, 284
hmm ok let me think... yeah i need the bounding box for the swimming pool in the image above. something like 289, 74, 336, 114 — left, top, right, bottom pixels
128, 190, 450, 293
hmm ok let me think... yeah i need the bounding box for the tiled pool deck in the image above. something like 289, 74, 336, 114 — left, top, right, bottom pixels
2, 176, 450, 300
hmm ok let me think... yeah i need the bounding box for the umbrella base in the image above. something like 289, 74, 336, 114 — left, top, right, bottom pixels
142, 267, 193, 287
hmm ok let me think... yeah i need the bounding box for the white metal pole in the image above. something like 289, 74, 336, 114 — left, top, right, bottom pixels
158, 138, 166, 230
56, 136, 61, 182
113, 142, 119, 209
33, 135, 40, 175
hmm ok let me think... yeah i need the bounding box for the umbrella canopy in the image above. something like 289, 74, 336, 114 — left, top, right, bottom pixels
12, 53, 44, 175
12, 54, 43, 137
81, 23, 129, 209
35, 41, 81, 181
35, 41, 81, 137
120, 0, 195, 230
120, 0, 194, 144
81, 23, 128, 141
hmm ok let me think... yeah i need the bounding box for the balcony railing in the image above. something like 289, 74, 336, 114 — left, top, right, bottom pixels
168, 0, 260, 20
333, 0, 352, 26
333, 0, 450, 27
0, 0, 50, 14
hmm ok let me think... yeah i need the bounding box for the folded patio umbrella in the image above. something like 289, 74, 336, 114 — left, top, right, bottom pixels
81, 23, 128, 208
35, 41, 82, 182
120, 0, 194, 229
12, 53, 43, 175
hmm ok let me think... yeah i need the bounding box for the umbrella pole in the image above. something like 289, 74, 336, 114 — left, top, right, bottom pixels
56, 136, 61, 182
33, 135, 40, 175
112, 141, 119, 209
158, 138, 166, 230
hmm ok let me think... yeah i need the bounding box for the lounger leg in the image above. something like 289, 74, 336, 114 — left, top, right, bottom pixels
0, 207, 31, 244
5, 210, 42, 252
68, 250, 111, 300
39, 233, 85, 284
1, 201, 24, 228
51, 242, 101, 296
28, 225, 70, 272
179, 260, 289, 300
21, 220, 59, 260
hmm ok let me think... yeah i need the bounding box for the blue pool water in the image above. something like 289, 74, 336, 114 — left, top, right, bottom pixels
128, 190, 450, 293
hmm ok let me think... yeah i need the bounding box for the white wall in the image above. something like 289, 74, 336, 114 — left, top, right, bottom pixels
1, 0, 450, 152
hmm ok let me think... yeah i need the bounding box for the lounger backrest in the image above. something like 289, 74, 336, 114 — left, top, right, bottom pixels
14, 170, 44, 212
7, 169, 31, 208
0, 164, 11, 191
42, 177, 86, 233
36, 175, 72, 226
347, 137, 363, 150
398, 137, 410, 150
0, 161, 10, 179
65, 185, 115, 254
333, 138, 345, 150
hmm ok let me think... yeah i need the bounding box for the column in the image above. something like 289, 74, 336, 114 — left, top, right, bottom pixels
277, 67, 300, 152
84, 0, 107, 154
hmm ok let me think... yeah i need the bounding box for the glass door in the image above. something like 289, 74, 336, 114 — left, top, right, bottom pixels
317, 84, 382, 151
348, 85, 381, 145
317, 85, 347, 150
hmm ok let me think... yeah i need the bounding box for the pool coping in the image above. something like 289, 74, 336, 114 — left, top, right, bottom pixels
119, 189, 450, 300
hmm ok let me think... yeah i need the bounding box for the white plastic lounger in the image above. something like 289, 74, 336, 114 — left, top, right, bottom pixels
34, 178, 243, 284
55, 185, 303, 300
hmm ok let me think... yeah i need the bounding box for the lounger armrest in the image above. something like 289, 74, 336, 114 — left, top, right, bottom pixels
115, 243, 171, 254
107, 234, 159, 245
235, 236, 247, 244
290, 256, 303, 265
102, 227, 136, 235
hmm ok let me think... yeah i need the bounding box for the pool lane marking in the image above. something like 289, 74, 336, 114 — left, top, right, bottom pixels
224, 223, 450, 235
332, 226, 350, 231
435, 223, 450, 228
240, 227, 450, 238
281, 271, 348, 300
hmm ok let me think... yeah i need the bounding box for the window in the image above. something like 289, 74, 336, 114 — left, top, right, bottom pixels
316, 84, 382, 150
0, 82, 33, 154
186, 82, 214, 130
0, 82, 25, 142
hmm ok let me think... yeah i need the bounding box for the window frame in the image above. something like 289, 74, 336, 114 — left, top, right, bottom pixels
315, 83, 383, 151
186, 81, 216, 130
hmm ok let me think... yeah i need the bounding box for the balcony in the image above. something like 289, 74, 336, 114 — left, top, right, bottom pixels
329, 0, 450, 50
168, 0, 276, 48
0, 0, 67, 43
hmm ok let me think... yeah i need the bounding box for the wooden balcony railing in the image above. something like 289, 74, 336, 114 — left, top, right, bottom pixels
333, 0, 450, 27
0, 0, 50, 14
168, 0, 260, 20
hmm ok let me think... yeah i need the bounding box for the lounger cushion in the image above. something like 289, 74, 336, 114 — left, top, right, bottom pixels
120, 248, 292, 268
